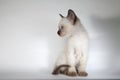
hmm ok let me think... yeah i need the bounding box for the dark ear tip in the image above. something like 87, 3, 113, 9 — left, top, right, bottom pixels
59, 14, 61, 16
59, 14, 64, 18
68, 9, 74, 12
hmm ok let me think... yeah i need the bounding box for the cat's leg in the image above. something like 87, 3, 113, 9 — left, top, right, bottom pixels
78, 49, 88, 77
65, 46, 77, 76
52, 52, 69, 75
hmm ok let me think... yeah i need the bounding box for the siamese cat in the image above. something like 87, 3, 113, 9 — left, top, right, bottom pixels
52, 9, 89, 77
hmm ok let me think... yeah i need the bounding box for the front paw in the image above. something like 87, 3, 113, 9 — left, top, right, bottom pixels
66, 71, 77, 77
78, 72, 88, 77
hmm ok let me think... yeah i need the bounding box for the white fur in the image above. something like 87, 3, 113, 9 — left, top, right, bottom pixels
54, 14, 89, 73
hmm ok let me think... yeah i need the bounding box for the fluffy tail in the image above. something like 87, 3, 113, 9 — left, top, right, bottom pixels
52, 64, 70, 75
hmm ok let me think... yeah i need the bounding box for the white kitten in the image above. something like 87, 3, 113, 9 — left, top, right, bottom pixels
52, 9, 89, 77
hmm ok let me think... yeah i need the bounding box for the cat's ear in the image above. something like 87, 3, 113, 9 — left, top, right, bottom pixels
67, 9, 77, 24
59, 14, 64, 18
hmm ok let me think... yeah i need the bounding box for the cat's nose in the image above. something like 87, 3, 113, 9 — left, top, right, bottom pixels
57, 30, 61, 35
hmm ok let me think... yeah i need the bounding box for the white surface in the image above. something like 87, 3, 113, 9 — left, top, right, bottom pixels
0, 0, 120, 79
0, 71, 120, 79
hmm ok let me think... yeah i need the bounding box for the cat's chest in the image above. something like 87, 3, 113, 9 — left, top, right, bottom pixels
73, 48, 82, 61
68, 34, 87, 46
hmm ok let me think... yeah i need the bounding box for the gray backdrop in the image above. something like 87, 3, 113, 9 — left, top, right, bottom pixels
0, 0, 120, 79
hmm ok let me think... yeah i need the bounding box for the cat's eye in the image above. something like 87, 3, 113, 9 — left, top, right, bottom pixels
61, 26, 64, 29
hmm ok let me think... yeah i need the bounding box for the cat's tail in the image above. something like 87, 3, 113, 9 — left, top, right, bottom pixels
52, 64, 70, 75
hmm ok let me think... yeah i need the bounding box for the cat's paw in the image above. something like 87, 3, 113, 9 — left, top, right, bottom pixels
66, 71, 77, 77
78, 71, 88, 77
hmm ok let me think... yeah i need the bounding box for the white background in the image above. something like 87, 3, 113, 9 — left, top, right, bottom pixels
0, 0, 120, 79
